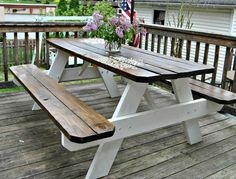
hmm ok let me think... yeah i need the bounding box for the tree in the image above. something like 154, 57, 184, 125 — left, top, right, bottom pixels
93, 2, 115, 22
69, 0, 80, 12
57, 0, 68, 13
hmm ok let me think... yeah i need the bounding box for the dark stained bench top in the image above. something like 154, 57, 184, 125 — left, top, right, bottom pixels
163, 79, 236, 104
188, 79, 236, 104
47, 38, 214, 83
10, 64, 115, 143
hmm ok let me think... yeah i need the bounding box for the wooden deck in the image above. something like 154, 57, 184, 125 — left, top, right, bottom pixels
0, 82, 236, 179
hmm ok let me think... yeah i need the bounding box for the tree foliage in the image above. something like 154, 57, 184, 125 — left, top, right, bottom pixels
93, 1, 115, 22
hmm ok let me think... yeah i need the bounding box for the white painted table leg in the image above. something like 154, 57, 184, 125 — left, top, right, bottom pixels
85, 81, 148, 179
32, 50, 69, 111
144, 89, 156, 109
171, 78, 202, 144
97, 67, 120, 98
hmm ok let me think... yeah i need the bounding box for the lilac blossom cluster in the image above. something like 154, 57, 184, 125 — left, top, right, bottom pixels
83, 11, 146, 45
83, 11, 103, 32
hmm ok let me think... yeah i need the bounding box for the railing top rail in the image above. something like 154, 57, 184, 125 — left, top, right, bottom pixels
0, 21, 86, 32
140, 23, 236, 47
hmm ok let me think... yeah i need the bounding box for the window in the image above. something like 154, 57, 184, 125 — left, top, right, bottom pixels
153, 10, 165, 25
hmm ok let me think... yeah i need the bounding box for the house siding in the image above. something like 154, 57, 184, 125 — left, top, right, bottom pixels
136, 4, 233, 81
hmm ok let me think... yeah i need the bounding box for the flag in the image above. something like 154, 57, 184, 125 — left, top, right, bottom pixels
120, 0, 140, 47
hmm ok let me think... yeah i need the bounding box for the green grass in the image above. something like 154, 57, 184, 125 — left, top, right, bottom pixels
0, 86, 23, 93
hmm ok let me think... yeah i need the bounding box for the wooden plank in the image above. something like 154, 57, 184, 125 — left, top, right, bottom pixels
145, 33, 149, 50
171, 38, 175, 56
151, 34, 155, 52
177, 39, 183, 58
139, 34, 143, 49
211, 45, 220, 85
194, 42, 200, 63
45, 32, 50, 69
67, 38, 214, 78
10, 65, 115, 143
163, 36, 168, 55
201, 43, 209, 82
189, 79, 236, 104
206, 163, 236, 179
14, 32, 18, 65
2, 32, 8, 81
47, 39, 160, 82
24, 32, 29, 64
186, 40, 191, 61
157, 35, 161, 53
35, 32, 40, 66
222, 47, 233, 88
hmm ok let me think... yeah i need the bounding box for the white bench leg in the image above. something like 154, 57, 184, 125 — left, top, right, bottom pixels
32, 50, 69, 111
97, 67, 120, 98
171, 78, 202, 144
85, 81, 148, 179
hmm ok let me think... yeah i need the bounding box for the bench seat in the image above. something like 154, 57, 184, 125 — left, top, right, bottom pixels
163, 78, 236, 105
10, 64, 115, 143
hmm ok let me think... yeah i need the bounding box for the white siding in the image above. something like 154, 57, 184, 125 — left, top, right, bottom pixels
136, 5, 233, 82
230, 8, 236, 35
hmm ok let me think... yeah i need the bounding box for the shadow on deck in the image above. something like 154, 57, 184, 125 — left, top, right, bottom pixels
0, 82, 236, 179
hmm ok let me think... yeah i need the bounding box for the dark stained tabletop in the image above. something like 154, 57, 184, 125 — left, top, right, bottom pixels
47, 38, 214, 83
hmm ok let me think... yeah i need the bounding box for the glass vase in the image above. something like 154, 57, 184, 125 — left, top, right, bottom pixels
105, 41, 121, 53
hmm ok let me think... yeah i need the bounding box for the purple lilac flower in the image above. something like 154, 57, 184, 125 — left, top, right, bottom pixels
110, 16, 119, 26
83, 25, 91, 32
120, 17, 131, 32
115, 27, 124, 38
83, 21, 98, 32
93, 11, 103, 23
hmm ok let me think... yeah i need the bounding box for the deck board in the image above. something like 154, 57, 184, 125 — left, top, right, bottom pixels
0, 82, 236, 179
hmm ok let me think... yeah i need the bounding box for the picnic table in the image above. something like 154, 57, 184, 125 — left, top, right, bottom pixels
10, 38, 236, 179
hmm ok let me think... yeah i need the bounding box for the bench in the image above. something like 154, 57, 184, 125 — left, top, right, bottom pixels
10, 64, 115, 143
163, 78, 236, 105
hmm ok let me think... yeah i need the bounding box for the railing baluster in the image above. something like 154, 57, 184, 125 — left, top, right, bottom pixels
157, 35, 161, 53
45, 32, 50, 69
8, 41, 12, 66
139, 34, 143, 49
25, 32, 29, 64
211, 45, 220, 85
201, 43, 209, 82
163, 36, 168, 55
14, 32, 18, 65
74, 31, 78, 38
171, 38, 175, 56
186, 40, 191, 61
66, 32, 69, 38
222, 47, 233, 89
151, 34, 155, 52
36, 32, 40, 67
145, 33, 149, 50
194, 42, 200, 63
177, 39, 183, 58
2, 33, 8, 82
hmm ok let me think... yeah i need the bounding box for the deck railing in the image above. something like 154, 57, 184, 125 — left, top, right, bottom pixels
0, 21, 86, 82
139, 23, 236, 91
1, 22, 236, 92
